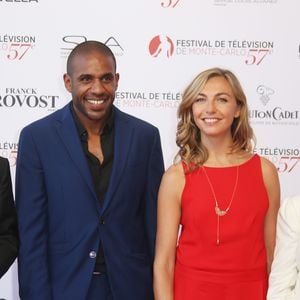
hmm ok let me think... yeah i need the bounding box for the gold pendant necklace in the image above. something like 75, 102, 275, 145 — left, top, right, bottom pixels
202, 165, 239, 245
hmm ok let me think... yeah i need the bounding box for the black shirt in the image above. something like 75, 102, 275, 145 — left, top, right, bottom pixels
71, 104, 115, 273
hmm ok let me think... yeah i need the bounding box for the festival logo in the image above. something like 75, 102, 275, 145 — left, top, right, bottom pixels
0, 34, 35, 60
161, 0, 181, 8
149, 35, 175, 58
114, 90, 181, 109
254, 147, 300, 174
0, 140, 18, 167
0, 88, 59, 110
61, 35, 124, 58
149, 35, 274, 65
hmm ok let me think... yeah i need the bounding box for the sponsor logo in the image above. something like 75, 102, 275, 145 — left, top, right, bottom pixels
149, 35, 175, 58
0, 0, 38, 2
0, 34, 35, 60
214, 0, 278, 6
0, 141, 18, 167
256, 85, 274, 106
61, 35, 124, 58
161, 0, 181, 8
250, 85, 299, 126
149, 36, 274, 65
114, 90, 181, 109
254, 147, 300, 173
249, 108, 299, 122
0, 88, 58, 110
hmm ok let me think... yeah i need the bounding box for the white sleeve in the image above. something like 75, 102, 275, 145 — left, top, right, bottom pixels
267, 196, 300, 300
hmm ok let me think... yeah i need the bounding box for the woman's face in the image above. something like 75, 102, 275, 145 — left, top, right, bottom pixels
192, 76, 240, 142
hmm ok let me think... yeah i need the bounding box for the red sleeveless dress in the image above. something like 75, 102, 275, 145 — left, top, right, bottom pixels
174, 154, 269, 300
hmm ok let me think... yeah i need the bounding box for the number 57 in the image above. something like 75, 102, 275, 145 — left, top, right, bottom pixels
161, 0, 180, 8
245, 49, 269, 66
7, 43, 32, 60
277, 156, 300, 173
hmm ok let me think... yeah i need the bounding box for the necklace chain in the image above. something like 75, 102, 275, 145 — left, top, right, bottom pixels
202, 165, 239, 245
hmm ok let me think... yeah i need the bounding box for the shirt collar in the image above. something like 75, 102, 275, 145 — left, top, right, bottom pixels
70, 102, 115, 141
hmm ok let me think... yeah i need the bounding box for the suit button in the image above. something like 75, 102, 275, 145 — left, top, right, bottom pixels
100, 219, 105, 225
89, 251, 97, 259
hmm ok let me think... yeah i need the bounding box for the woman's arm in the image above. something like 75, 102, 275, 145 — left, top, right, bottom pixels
261, 156, 280, 273
153, 163, 185, 300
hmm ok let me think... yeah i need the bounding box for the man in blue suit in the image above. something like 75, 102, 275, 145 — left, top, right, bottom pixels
16, 41, 164, 299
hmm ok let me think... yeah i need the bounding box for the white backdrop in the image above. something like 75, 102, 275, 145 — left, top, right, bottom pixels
0, 0, 299, 298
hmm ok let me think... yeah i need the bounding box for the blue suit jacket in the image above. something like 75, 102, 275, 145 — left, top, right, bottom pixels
16, 102, 164, 300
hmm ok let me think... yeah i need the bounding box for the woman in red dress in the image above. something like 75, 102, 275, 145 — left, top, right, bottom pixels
154, 67, 280, 300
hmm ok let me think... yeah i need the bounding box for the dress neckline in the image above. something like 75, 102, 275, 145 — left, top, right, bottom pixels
202, 154, 257, 170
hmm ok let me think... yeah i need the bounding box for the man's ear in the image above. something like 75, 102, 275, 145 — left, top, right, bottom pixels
115, 73, 120, 90
63, 73, 72, 93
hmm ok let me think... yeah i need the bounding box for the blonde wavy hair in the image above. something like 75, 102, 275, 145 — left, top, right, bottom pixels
175, 67, 254, 169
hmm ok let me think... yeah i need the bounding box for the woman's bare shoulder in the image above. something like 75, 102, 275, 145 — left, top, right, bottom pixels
259, 155, 278, 177
160, 162, 185, 196
164, 162, 185, 180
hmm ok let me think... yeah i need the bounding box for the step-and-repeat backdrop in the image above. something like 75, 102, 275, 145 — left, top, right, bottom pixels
0, 0, 299, 298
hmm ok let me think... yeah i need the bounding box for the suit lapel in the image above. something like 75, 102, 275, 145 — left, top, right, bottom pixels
102, 107, 133, 212
55, 104, 98, 200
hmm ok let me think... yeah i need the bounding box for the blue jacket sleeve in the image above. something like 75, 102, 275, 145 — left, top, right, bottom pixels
144, 128, 164, 260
